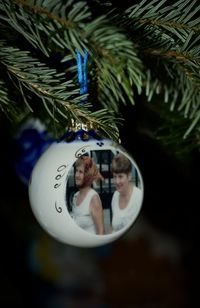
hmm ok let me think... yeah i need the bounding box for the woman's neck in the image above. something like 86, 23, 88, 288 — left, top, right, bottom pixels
76, 186, 91, 206
120, 182, 133, 198
79, 186, 90, 194
119, 183, 133, 209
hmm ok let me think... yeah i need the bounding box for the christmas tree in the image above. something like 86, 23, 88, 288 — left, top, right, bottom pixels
0, 0, 200, 153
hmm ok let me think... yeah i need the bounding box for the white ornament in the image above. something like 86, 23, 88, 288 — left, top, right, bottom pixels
28, 138, 144, 247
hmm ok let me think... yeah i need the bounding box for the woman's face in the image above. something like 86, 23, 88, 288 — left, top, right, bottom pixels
113, 172, 131, 193
75, 164, 85, 187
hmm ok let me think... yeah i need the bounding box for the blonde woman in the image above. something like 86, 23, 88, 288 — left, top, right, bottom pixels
71, 156, 104, 235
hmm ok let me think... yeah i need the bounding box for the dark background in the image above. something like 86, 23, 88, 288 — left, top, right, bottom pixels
0, 98, 199, 308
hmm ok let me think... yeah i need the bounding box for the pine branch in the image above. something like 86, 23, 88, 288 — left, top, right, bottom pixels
0, 78, 29, 122
126, 0, 200, 34
0, 0, 143, 109
0, 0, 200, 152
0, 40, 120, 139
119, 0, 200, 139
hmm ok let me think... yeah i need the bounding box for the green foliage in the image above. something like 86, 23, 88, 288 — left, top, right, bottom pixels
0, 0, 200, 148
123, 0, 200, 139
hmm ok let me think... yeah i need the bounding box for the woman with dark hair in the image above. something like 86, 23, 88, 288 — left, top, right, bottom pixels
111, 153, 142, 232
71, 156, 104, 235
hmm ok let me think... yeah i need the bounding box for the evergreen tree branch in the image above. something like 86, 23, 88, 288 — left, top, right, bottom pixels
0, 78, 29, 122
0, 40, 120, 139
0, 0, 200, 152
0, 0, 143, 110
126, 0, 200, 34
118, 0, 200, 139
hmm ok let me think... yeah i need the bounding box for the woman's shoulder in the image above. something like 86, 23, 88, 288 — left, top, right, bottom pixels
112, 190, 119, 198
134, 186, 142, 196
74, 190, 79, 197
72, 191, 79, 201
89, 189, 102, 209
85, 188, 99, 203
131, 185, 143, 205
89, 188, 98, 196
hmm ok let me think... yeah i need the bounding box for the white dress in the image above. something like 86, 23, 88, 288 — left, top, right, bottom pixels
111, 186, 142, 232
71, 189, 98, 234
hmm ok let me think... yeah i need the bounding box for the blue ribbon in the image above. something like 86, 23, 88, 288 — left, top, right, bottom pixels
76, 48, 88, 102
60, 49, 103, 142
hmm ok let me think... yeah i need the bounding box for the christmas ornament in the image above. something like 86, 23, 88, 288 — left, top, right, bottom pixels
28, 130, 144, 247
28, 50, 144, 247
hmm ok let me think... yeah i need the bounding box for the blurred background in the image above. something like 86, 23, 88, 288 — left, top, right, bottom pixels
0, 97, 199, 308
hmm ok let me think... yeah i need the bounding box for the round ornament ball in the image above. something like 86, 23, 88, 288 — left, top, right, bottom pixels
28, 137, 144, 247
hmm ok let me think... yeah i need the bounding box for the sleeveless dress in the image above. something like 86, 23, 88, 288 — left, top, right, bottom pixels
111, 186, 142, 232
72, 189, 98, 234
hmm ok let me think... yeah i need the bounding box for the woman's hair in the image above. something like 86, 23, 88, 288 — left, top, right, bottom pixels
111, 153, 132, 174
75, 156, 103, 187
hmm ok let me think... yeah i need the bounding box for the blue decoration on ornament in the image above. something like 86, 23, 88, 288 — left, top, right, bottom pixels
59, 128, 103, 143
59, 130, 77, 143
14, 119, 55, 185
15, 120, 103, 186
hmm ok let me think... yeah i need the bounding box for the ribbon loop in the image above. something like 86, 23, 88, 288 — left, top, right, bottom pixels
76, 49, 88, 102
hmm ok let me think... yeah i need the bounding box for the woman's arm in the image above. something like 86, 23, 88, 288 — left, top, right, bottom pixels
90, 194, 104, 235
